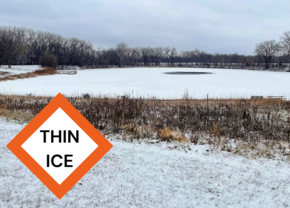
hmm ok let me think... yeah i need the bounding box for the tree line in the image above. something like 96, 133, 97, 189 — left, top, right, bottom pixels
0, 26, 290, 69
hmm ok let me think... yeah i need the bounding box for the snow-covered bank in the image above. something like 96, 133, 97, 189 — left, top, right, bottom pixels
0, 65, 40, 79
1, 119, 290, 207
0, 65, 40, 74
0, 67, 289, 99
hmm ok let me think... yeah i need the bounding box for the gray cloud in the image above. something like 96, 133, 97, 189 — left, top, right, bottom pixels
0, 0, 289, 54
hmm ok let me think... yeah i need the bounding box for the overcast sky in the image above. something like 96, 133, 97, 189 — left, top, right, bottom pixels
0, 0, 288, 55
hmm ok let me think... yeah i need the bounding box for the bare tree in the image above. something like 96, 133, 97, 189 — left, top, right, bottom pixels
116, 43, 128, 67
255, 40, 280, 69
163, 47, 171, 65
280, 31, 290, 62
152, 47, 164, 65
0, 27, 29, 67
141, 47, 151, 66
0, 37, 5, 66
132, 47, 141, 66
169, 48, 177, 65
125, 47, 133, 65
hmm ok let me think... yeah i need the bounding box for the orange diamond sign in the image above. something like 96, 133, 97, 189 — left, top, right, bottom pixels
6, 93, 113, 199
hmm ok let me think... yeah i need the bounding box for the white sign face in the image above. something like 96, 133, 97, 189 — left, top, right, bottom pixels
22, 107, 98, 184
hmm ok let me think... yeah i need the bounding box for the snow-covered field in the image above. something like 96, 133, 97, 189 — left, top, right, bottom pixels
1, 119, 290, 207
0, 65, 40, 75
0, 67, 289, 99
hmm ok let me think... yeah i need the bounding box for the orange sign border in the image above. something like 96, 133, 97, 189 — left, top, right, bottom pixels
6, 93, 113, 199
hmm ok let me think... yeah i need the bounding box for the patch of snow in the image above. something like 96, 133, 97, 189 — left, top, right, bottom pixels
0, 65, 40, 76
1, 119, 290, 207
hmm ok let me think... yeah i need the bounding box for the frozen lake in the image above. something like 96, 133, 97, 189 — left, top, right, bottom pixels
0, 67, 289, 99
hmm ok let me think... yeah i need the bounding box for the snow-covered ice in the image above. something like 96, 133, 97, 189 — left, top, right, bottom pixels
0, 67, 289, 99
1, 119, 290, 207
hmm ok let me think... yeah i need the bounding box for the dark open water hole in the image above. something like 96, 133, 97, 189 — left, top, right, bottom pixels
164, 72, 213, 75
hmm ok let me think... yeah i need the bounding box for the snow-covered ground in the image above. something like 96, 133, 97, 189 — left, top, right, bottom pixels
0, 67, 289, 99
0, 65, 40, 74
1, 119, 290, 207
0, 65, 40, 79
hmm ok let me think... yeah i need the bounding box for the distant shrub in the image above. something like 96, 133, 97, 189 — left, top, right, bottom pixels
182, 88, 189, 100
82, 93, 91, 99
39, 51, 58, 69
35, 67, 56, 75
245, 59, 255, 67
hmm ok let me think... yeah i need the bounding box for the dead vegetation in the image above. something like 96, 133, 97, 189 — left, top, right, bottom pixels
0, 106, 34, 123
157, 127, 189, 143
34, 67, 57, 75
0, 94, 290, 158
0, 71, 11, 77
0, 67, 57, 82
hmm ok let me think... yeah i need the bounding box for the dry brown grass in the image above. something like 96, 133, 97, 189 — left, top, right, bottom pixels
0, 106, 34, 123
0, 67, 57, 82
0, 93, 289, 157
157, 127, 189, 143
153, 97, 287, 107
0, 71, 10, 76
34, 67, 57, 75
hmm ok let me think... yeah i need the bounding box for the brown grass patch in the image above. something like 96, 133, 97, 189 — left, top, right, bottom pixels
34, 67, 57, 75
0, 108, 34, 123
0, 67, 58, 82
157, 127, 189, 143
0, 71, 11, 76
